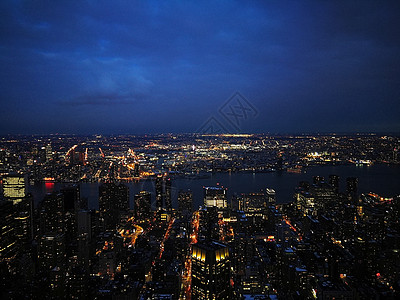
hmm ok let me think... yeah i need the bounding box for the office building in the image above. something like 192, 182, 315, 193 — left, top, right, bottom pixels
135, 191, 152, 219
40, 193, 64, 234
99, 182, 129, 230
329, 175, 340, 193
155, 176, 163, 210
164, 176, 172, 211
346, 177, 358, 200
0, 200, 17, 261
178, 190, 193, 213
61, 185, 81, 212
204, 186, 227, 208
14, 194, 34, 246
2, 173, 27, 204
38, 233, 66, 270
191, 240, 231, 299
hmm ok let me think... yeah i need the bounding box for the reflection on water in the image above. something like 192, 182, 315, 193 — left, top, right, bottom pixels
45, 182, 54, 193
28, 164, 400, 210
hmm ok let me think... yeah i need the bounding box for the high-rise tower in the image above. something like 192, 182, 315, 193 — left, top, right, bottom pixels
191, 240, 231, 299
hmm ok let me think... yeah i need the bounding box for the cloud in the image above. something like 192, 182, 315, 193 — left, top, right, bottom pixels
63, 92, 143, 106
0, 0, 399, 134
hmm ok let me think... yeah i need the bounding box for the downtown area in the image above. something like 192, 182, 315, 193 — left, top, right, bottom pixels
1, 133, 400, 299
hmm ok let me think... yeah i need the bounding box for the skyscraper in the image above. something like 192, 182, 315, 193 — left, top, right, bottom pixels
39, 192, 64, 234
38, 233, 66, 270
99, 182, 129, 230
45, 143, 53, 162
14, 193, 34, 247
0, 200, 17, 261
134, 191, 152, 219
61, 185, 81, 212
164, 176, 172, 211
155, 176, 163, 210
155, 175, 172, 211
346, 177, 358, 201
329, 175, 340, 193
204, 186, 227, 208
191, 240, 231, 299
2, 173, 27, 204
266, 188, 276, 206
178, 189, 193, 213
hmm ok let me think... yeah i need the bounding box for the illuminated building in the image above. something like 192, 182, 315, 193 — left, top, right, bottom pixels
164, 176, 172, 211
14, 194, 34, 247
38, 233, 66, 270
311, 182, 337, 214
313, 175, 324, 185
266, 188, 276, 206
2, 173, 27, 204
0, 200, 17, 261
155, 175, 172, 211
178, 189, 192, 213
2, 174, 33, 251
133, 163, 140, 177
45, 143, 53, 162
238, 193, 265, 212
191, 241, 231, 299
134, 191, 152, 219
346, 177, 358, 201
40, 193, 64, 234
204, 186, 227, 208
66, 266, 88, 299
99, 182, 129, 230
329, 175, 340, 193
155, 176, 163, 210
295, 191, 315, 216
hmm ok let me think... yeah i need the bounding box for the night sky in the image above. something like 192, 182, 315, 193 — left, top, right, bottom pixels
1, 1, 399, 134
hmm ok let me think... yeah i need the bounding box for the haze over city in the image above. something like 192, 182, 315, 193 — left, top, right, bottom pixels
1, 0, 400, 134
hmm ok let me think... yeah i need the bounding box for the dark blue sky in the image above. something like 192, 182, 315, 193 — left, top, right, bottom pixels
1, 0, 399, 134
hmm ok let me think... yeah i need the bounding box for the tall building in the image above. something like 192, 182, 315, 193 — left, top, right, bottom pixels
266, 188, 276, 206
99, 183, 129, 230
134, 191, 152, 219
2, 173, 27, 204
39, 193, 64, 234
2, 174, 33, 250
38, 233, 66, 270
133, 163, 140, 178
155, 176, 163, 210
329, 175, 340, 193
164, 176, 172, 211
191, 241, 231, 299
178, 189, 193, 213
45, 143, 53, 162
346, 177, 358, 201
61, 185, 81, 212
313, 175, 325, 185
238, 192, 266, 221
155, 175, 172, 211
0, 200, 17, 262
204, 186, 227, 208
14, 194, 34, 247
238, 192, 266, 211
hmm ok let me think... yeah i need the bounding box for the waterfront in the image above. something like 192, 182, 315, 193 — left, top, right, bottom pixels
30, 164, 400, 210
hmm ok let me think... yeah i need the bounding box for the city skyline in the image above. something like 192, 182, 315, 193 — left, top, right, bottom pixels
1, 133, 399, 298
1, 1, 400, 134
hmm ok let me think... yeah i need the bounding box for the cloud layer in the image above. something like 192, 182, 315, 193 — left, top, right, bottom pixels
1, 0, 399, 134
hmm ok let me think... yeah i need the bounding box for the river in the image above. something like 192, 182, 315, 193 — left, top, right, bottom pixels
29, 164, 400, 210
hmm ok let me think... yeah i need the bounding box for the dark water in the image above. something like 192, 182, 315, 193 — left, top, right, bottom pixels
29, 164, 400, 210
